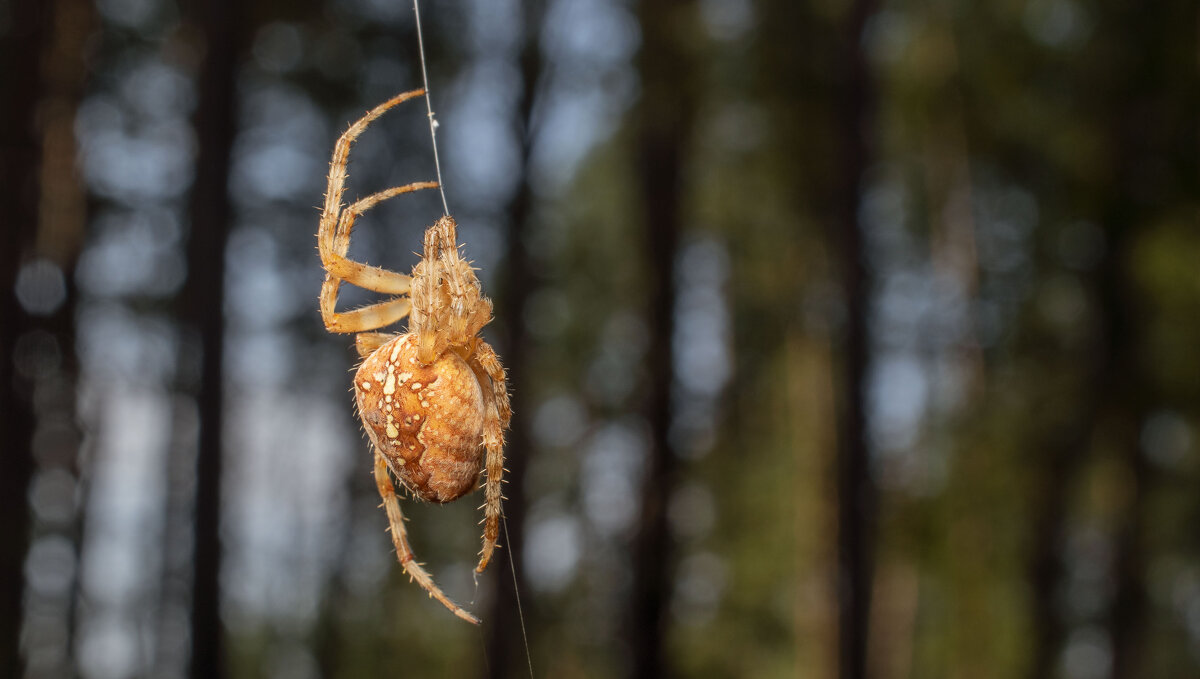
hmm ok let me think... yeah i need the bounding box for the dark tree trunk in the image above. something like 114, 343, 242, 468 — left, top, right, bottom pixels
32, 1, 92, 674
181, 0, 244, 676
627, 1, 697, 677
482, 1, 545, 677
1098, 157, 1145, 679
1026, 1, 1186, 675
1101, 7, 1156, 672
831, 0, 878, 677
0, 2, 52, 675
1027, 426, 1090, 679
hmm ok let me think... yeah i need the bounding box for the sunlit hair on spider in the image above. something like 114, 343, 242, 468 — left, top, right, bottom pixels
317, 89, 510, 625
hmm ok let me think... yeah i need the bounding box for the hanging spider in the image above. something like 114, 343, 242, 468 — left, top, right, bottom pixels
317, 89, 510, 624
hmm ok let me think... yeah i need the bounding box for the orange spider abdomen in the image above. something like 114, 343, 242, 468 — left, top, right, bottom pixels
354, 333, 485, 503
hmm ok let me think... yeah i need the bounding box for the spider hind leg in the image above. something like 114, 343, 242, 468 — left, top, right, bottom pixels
374, 447, 480, 624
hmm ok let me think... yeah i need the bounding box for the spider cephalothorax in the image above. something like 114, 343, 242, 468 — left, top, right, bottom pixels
317, 90, 510, 624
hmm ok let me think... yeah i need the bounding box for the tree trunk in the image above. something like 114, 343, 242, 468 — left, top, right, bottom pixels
181, 0, 244, 676
1026, 1, 1184, 674
0, 2, 52, 674
1101, 25, 1150, 679
482, 1, 545, 676
33, 1, 92, 674
1027, 426, 1090, 679
628, 1, 697, 677
1098, 159, 1145, 679
831, 1, 878, 677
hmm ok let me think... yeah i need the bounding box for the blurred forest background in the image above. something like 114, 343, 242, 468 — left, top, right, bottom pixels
2, 0, 1198, 677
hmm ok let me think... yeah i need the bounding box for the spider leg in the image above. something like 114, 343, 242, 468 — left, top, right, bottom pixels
321, 182, 438, 294
317, 89, 435, 335
320, 184, 448, 334
374, 447, 480, 625
330, 183, 440, 260
469, 339, 511, 573
320, 282, 410, 334
320, 89, 427, 248
324, 257, 411, 295
355, 331, 395, 358
473, 339, 512, 430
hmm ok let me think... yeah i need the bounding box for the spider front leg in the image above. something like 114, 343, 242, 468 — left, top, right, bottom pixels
320, 89, 426, 246
320, 185, 439, 334
317, 88, 437, 336
320, 280, 411, 335
374, 448, 480, 624
321, 182, 439, 290
468, 339, 512, 573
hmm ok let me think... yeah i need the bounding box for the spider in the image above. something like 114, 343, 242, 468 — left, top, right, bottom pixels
317, 89, 510, 624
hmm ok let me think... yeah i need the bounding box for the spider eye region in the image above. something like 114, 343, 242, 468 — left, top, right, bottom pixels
355, 333, 486, 503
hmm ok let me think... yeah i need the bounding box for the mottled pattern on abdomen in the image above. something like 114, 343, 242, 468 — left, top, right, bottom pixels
354, 333, 485, 503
